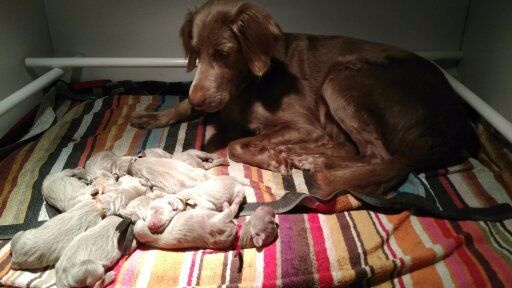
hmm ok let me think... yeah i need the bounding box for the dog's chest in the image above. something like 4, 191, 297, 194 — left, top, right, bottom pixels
222, 95, 286, 133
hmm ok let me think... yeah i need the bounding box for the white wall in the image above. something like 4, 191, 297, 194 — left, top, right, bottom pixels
44, 0, 469, 82
458, 1, 512, 122
0, 0, 54, 137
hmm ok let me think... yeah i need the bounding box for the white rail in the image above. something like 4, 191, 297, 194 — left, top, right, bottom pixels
0, 68, 65, 117
25, 57, 188, 68
0, 51, 510, 144
23, 51, 462, 69
438, 67, 512, 143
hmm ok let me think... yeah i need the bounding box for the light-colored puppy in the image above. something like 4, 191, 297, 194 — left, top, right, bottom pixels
135, 197, 244, 250
120, 191, 167, 223
54, 193, 171, 288
143, 148, 229, 170
144, 192, 186, 233
10, 176, 149, 270
142, 148, 173, 159
85, 151, 133, 180
173, 149, 229, 170
42, 167, 90, 212
175, 175, 246, 212
55, 215, 137, 288
142, 176, 245, 233
239, 206, 279, 249
129, 157, 213, 194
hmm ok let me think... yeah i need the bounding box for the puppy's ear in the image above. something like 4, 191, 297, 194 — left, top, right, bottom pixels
252, 232, 265, 248
180, 7, 198, 72
231, 3, 282, 76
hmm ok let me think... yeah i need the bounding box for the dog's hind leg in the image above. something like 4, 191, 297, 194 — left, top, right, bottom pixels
314, 158, 410, 197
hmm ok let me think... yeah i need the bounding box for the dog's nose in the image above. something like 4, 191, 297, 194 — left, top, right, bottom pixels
188, 86, 207, 107
188, 96, 205, 107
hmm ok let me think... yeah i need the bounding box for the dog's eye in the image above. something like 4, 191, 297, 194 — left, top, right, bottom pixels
214, 50, 230, 59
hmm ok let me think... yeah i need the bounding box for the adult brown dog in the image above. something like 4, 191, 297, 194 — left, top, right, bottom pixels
131, 0, 476, 197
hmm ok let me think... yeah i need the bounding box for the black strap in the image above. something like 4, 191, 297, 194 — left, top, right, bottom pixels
114, 214, 136, 255
238, 190, 351, 216
238, 190, 512, 222
350, 191, 512, 222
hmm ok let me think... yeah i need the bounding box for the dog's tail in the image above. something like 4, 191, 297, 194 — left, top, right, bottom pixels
314, 157, 412, 197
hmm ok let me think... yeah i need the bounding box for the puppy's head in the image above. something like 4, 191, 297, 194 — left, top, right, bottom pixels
145, 195, 185, 233
181, 0, 282, 112
242, 205, 278, 249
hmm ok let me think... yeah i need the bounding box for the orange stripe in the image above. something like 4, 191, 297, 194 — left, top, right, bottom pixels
197, 252, 225, 285
0, 261, 11, 278
146, 251, 186, 287
390, 218, 443, 286
0, 143, 33, 209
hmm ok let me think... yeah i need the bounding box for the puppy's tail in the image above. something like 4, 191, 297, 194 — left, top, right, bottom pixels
314, 157, 411, 197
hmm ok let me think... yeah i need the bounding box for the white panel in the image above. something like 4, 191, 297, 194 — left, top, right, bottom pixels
44, 0, 469, 82
0, 0, 54, 137
459, 1, 512, 122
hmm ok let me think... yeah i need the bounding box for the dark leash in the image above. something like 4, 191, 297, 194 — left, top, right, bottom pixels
237, 190, 512, 222
113, 214, 136, 255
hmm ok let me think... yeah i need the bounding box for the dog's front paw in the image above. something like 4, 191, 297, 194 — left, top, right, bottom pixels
130, 111, 173, 129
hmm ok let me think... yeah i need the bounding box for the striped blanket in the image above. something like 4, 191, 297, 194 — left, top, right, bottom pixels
0, 93, 511, 287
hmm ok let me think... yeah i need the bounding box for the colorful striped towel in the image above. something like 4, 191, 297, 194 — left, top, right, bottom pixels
0, 92, 511, 287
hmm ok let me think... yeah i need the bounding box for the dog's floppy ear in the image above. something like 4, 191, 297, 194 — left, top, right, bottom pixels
180, 7, 198, 72
231, 3, 282, 76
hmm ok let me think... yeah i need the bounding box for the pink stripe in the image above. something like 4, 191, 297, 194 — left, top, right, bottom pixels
306, 214, 334, 288
459, 221, 512, 283
438, 176, 465, 208
108, 249, 143, 288
194, 117, 204, 150
373, 213, 405, 288
373, 213, 397, 259
418, 217, 468, 285
262, 238, 278, 288
78, 137, 95, 167
187, 251, 199, 286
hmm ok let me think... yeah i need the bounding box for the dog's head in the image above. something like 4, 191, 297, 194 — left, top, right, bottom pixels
181, 0, 282, 112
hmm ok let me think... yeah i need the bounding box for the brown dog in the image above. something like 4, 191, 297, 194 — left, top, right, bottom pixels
131, 0, 477, 196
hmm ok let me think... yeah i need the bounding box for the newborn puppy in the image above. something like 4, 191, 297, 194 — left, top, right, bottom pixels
85, 151, 133, 180
239, 206, 279, 249
144, 192, 187, 233
121, 192, 167, 223
143, 177, 245, 233
135, 196, 244, 250
175, 175, 246, 212
142, 148, 173, 159
144, 147, 228, 170
10, 176, 149, 270
42, 167, 91, 212
173, 149, 229, 170
55, 215, 137, 288
129, 157, 214, 194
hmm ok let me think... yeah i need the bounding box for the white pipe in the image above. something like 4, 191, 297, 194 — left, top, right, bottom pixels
18, 53, 512, 143
437, 67, 512, 143
24, 51, 462, 68
0, 68, 65, 117
415, 51, 463, 61
25, 57, 188, 68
